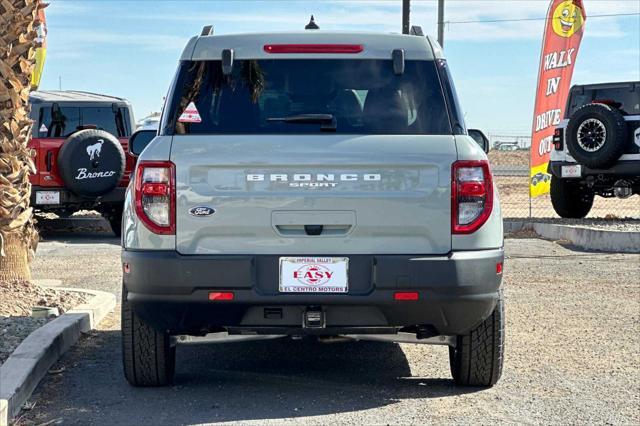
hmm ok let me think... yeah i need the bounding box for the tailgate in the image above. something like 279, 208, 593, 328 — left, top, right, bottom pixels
172, 135, 455, 255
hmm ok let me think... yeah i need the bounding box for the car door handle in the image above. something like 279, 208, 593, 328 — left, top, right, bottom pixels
274, 224, 352, 236
272, 210, 356, 237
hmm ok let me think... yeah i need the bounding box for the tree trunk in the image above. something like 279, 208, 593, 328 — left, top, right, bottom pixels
0, 0, 40, 281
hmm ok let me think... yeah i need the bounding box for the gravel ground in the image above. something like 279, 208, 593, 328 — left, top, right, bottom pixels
17, 234, 640, 425
0, 280, 87, 365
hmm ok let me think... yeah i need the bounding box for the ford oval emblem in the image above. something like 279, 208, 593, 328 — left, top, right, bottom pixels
189, 206, 216, 217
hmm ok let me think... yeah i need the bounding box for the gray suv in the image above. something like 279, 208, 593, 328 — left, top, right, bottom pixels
122, 26, 505, 388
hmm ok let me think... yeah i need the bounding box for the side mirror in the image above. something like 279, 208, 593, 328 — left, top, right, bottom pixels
128, 129, 157, 156
468, 129, 490, 154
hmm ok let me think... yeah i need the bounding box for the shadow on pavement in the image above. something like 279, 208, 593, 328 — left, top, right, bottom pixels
36, 215, 119, 246
26, 329, 483, 425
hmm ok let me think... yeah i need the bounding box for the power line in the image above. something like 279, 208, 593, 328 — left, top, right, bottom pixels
446, 12, 640, 24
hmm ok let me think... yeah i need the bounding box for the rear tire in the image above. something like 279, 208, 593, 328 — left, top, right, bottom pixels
449, 292, 504, 387
122, 286, 175, 387
550, 175, 594, 218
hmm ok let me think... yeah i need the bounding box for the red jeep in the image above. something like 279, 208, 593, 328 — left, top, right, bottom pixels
28, 91, 137, 236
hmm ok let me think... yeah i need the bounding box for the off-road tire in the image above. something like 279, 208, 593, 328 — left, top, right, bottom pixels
449, 292, 504, 387
550, 175, 594, 218
122, 287, 175, 387
566, 103, 627, 169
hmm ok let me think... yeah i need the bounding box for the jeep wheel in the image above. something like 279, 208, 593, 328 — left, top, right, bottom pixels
449, 292, 504, 387
122, 287, 175, 386
550, 175, 594, 218
566, 103, 627, 169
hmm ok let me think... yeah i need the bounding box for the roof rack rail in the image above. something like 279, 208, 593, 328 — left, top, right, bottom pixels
201, 25, 214, 36
410, 26, 424, 36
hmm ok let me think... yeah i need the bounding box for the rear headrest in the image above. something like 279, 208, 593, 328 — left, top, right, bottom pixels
329, 89, 363, 127
363, 88, 408, 132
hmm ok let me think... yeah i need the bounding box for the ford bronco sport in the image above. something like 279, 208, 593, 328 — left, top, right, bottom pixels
122, 26, 505, 388
549, 81, 640, 217
28, 91, 136, 235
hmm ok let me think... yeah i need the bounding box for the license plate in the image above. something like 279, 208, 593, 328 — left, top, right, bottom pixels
561, 165, 581, 178
279, 257, 348, 293
36, 191, 60, 205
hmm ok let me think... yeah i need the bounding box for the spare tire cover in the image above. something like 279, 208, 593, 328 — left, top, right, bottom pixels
57, 129, 126, 197
566, 103, 627, 169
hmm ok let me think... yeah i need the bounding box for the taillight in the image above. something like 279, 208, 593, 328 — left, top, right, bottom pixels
135, 161, 175, 235
209, 292, 235, 301
451, 160, 493, 234
263, 44, 364, 54
394, 292, 419, 301
552, 128, 564, 150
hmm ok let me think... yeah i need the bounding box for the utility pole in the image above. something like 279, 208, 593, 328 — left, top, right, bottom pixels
402, 0, 410, 34
437, 0, 445, 47
58, 75, 61, 91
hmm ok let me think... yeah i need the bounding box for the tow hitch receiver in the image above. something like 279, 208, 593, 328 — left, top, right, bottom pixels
304, 308, 325, 328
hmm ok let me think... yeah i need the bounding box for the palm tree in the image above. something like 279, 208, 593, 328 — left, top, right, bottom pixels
0, 0, 42, 281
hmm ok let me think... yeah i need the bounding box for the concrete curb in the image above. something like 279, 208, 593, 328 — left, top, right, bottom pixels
505, 220, 640, 253
0, 288, 116, 425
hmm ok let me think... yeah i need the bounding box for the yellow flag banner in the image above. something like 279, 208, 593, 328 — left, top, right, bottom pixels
530, 0, 586, 197
31, 4, 48, 89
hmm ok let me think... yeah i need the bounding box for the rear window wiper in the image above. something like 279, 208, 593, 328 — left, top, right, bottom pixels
266, 114, 336, 132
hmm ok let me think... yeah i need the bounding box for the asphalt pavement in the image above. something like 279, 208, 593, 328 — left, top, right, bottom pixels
19, 217, 640, 425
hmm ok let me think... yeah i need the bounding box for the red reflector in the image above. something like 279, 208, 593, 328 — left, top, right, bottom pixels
263, 44, 363, 54
458, 181, 486, 197
142, 182, 169, 196
496, 262, 503, 274
592, 99, 619, 106
209, 292, 234, 301
394, 292, 419, 301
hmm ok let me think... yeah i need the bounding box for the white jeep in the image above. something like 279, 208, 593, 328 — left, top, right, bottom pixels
549, 81, 640, 217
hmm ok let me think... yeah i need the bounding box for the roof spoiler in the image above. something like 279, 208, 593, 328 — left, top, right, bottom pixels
201, 25, 214, 36
410, 26, 424, 36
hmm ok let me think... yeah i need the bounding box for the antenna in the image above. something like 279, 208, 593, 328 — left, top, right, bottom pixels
305, 15, 319, 30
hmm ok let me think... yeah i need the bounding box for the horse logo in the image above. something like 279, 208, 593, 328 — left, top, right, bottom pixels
86, 140, 104, 161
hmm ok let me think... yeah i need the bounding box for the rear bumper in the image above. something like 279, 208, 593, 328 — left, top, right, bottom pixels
548, 160, 640, 177
122, 248, 504, 336
31, 186, 126, 209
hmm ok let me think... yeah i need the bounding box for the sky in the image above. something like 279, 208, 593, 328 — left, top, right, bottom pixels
40, 0, 640, 135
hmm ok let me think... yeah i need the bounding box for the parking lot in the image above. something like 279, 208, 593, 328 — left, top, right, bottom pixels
15, 217, 640, 425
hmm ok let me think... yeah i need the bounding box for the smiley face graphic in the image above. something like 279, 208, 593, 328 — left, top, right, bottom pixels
552, 0, 585, 37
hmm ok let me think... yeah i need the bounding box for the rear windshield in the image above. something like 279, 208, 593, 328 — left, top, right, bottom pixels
162, 59, 451, 135
35, 105, 131, 138
567, 85, 640, 117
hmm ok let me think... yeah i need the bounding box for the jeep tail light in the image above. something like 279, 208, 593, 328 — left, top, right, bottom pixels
451, 160, 493, 234
552, 128, 563, 150
135, 161, 175, 235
